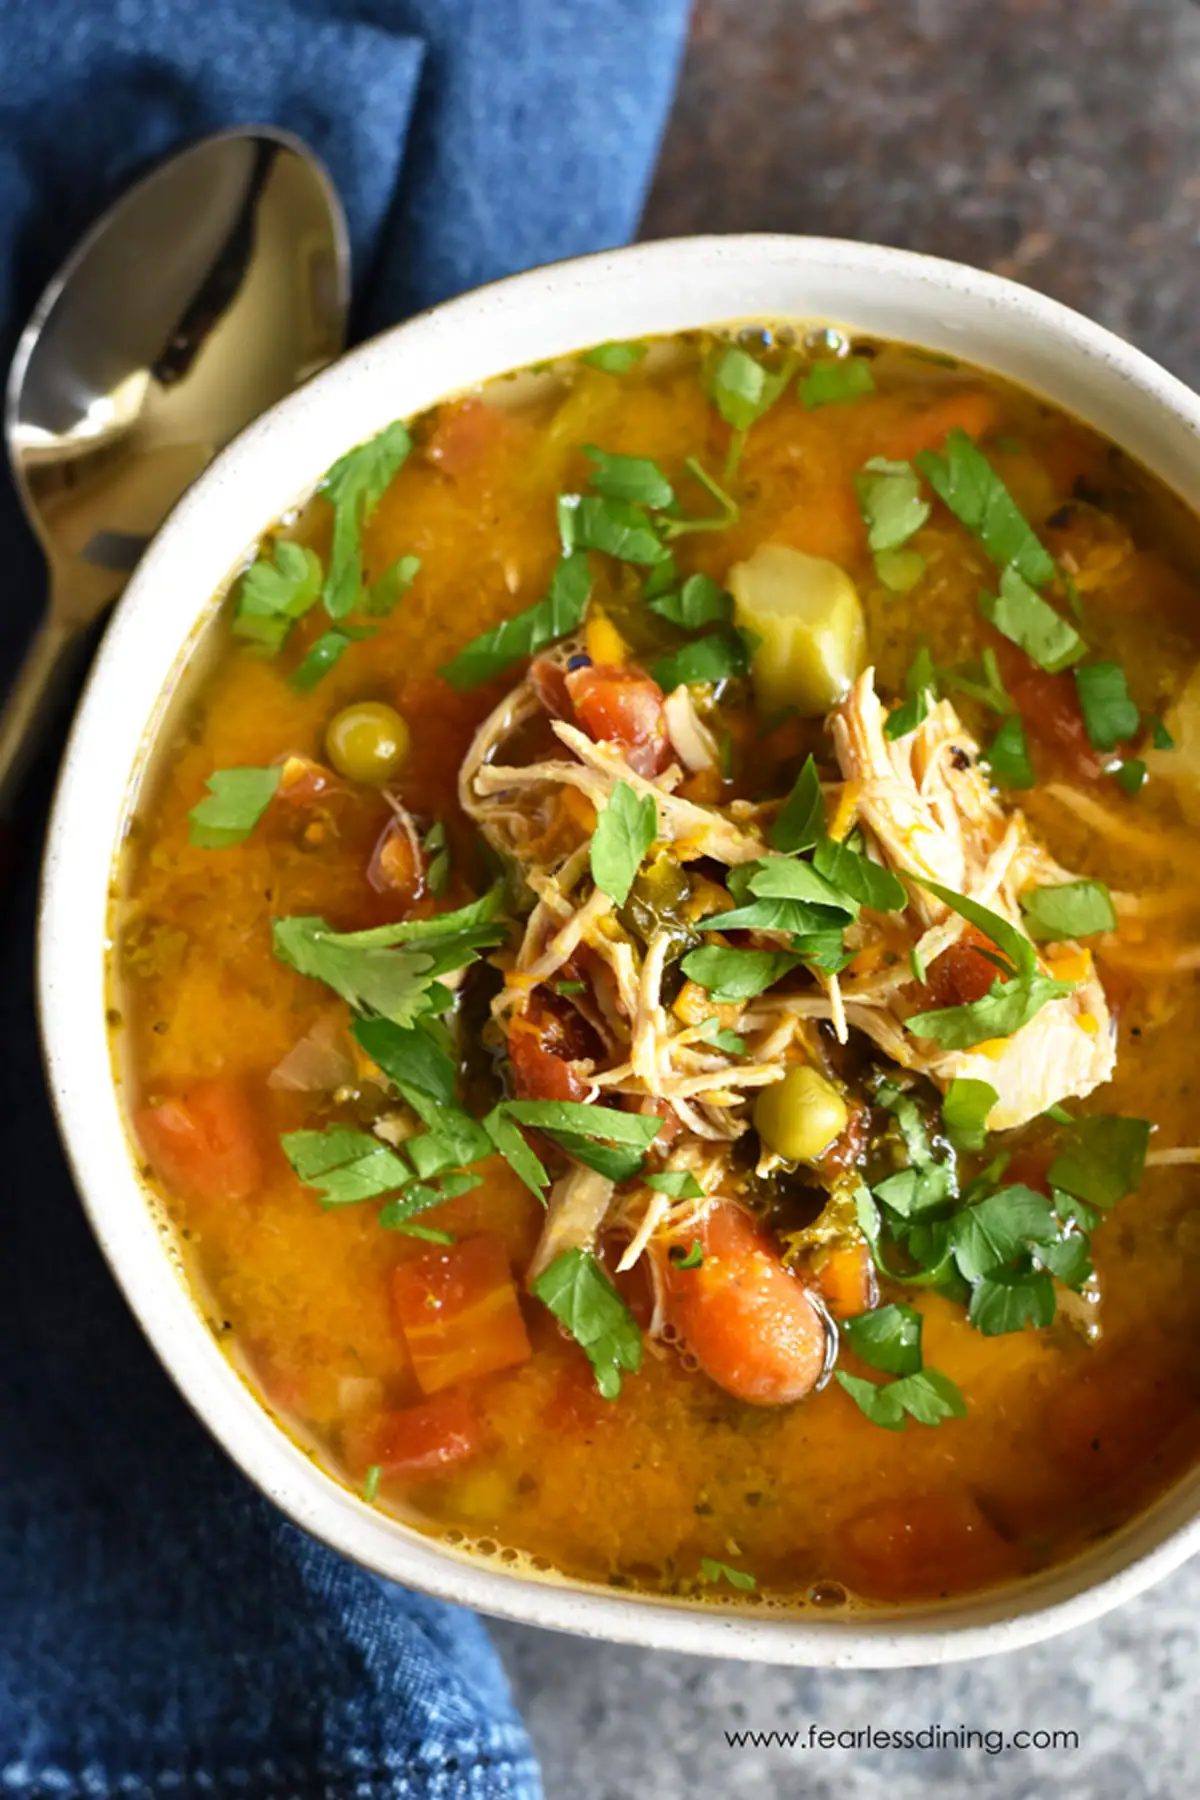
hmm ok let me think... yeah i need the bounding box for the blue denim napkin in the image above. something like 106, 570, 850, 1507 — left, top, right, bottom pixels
0, 2, 688, 1794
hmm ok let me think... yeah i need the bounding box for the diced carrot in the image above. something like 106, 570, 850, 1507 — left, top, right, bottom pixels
565, 663, 671, 777
423, 397, 510, 476
392, 1235, 532, 1395
839, 1489, 1020, 1601
344, 1389, 484, 1480
770, 483, 864, 568
816, 1242, 877, 1317
873, 389, 999, 462
657, 1203, 828, 1407
136, 1077, 263, 1204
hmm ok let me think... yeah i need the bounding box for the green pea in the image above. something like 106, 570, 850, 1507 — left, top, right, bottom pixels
754, 1065, 848, 1164
325, 701, 410, 785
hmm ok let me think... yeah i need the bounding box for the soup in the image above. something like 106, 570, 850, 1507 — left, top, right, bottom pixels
113, 327, 1200, 1609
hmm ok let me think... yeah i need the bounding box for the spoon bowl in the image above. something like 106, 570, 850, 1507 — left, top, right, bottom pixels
1, 125, 349, 814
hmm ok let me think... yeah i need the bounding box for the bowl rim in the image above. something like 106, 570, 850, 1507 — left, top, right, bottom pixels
37, 232, 1200, 1669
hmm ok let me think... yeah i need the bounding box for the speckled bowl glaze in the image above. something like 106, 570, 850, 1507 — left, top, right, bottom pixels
38, 237, 1200, 1667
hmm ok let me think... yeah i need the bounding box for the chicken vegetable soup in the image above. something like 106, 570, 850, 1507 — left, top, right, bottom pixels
115, 328, 1200, 1608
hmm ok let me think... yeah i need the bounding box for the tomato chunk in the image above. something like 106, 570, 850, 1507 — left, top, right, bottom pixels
507, 995, 597, 1102
423, 397, 509, 475
839, 1489, 1019, 1601
136, 1078, 263, 1204
344, 1390, 484, 1481
658, 1202, 829, 1406
924, 924, 1000, 1008
1000, 659, 1107, 784
565, 663, 670, 777
392, 1234, 532, 1395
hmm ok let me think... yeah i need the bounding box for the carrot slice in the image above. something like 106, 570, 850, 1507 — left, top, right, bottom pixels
392, 1234, 532, 1395
344, 1390, 484, 1480
873, 389, 999, 462
136, 1078, 263, 1204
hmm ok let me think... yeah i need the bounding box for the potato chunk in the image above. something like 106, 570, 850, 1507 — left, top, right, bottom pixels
729, 543, 866, 717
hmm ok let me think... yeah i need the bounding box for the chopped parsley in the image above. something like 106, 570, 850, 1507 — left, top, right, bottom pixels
320, 421, 413, 619
769, 756, 826, 853
364, 553, 420, 617
531, 1248, 642, 1399
905, 881, 1074, 1050
710, 345, 796, 472
440, 552, 592, 688
558, 493, 667, 566
669, 1240, 705, 1269
980, 569, 1084, 673
232, 541, 322, 651
646, 572, 733, 630
941, 1077, 998, 1152
1075, 661, 1139, 751
799, 356, 876, 410
290, 624, 374, 693
835, 1367, 966, 1431
652, 629, 751, 693
986, 714, 1035, 789
188, 766, 280, 848
680, 945, 802, 1003
1020, 880, 1116, 942
915, 427, 1056, 587
591, 780, 659, 907
282, 1125, 412, 1206
841, 1302, 923, 1376
645, 1170, 706, 1200
854, 457, 930, 552
699, 1558, 757, 1591
582, 445, 675, 509
581, 341, 647, 374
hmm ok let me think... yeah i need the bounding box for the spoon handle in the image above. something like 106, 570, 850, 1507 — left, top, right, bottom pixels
0, 614, 93, 821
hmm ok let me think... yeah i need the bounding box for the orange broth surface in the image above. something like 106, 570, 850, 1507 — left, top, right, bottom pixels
113, 330, 1200, 1610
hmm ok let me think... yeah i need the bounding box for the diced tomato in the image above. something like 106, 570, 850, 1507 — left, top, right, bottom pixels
392, 1234, 532, 1395
530, 656, 573, 721
628, 1095, 683, 1148
657, 1202, 829, 1406
368, 815, 423, 900
872, 389, 999, 463
565, 663, 670, 777
998, 654, 1107, 784
507, 995, 598, 1103
1001, 1145, 1053, 1196
423, 397, 509, 476
136, 1077, 263, 1204
815, 1240, 877, 1318
924, 924, 1001, 1009
343, 1390, 484, 1481
838, 1489, 1019, 1601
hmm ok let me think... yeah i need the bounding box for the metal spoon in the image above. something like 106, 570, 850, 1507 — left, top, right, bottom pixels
1, 124, 350, 818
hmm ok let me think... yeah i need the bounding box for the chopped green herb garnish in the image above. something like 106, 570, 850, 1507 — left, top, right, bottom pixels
531, 1248, 642, 1399
811, 837, 907, 912
800, 356, 876, 410
591, 780, 659, 907
1020, 880, 1116, 942
874, 548, 927, 593
646, 573, 733, 630
440, 552, 591, 688
483, 1106, 549, 1198
1048, 1115, 1150, 1210
282, 1125, 411, 1206
1151, 715, 1175, 751
710, 346, 796, 472
699, 1557, 757, 1591
884, 643, 937, 740
652, 629, 750, 693
1075, 661, 1139, 750
500, 1102, 663, 1148
362, 1464, 382, 1502
680, 945, 801, 1002
188, 766, 280, 848
941, 1078, 998, 1152
644, 1170, 706, 1200
835, 1367, 966, 1431
364, 553, 420, 616
554, 980, 586, 996
670, 1240, 705, 1269
583, 445, 675, 509
290, 624, 374, 693
353, 1015, 495, 1168
695, 1020, 747, 1055
980, 569, 1085, 673
967, 1265, 1056, 1335
581, 341, 647, 374
558, 493, 667, 565
1115, 759, 1147, 795
841, 1303, 923, 1376
948, 1185, 1057, 1282
986, 714, 1035, 789
770, 756, 826, 853
320, 421, 413, 619
232, 541, 323, 651
944, 647, 1011, 716
854, 457, 930, 551
659, 458, 740, 539
915, 428, 1056, 587
423, 822, 451, 898
905, 880, 1074, 1050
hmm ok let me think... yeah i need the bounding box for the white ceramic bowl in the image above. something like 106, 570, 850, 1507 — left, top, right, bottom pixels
39, 236, 1200, 1668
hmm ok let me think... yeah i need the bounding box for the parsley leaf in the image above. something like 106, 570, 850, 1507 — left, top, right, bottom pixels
680, 945, 801, 1002
980, 569, 1085, 673
364, 553, 420, 616
738, 856, 857, 916
811, 837, 907, 912
711, 346, 794, 433
531, 1248, 642, 1399
558, 493, 667, 565
915, 428, 1056, 586
835, 1367, 965, 1431
904, 879, 1074, 1050
1020, 880, 1116, 941
320, 421, 413, 619
769, 756, 826, 853
423, 821, 451, 898
581, 341, 647, 373
188, 766, 280, 848
945, 647, 1012, 715
232, 541, 323, 651
281, 1125, 411, 1206
1151, 715, 1175, 751
652, 629, 750, 692
1048, 1115, 1150, 1210
591, 780, 659, 906
874, 548, 927, 593
949, 1185, 1058, 1281
694, 1020, 747, 1055
551, 1134, 648, 1182
941, 1077, 998, 1152
290, 625, 374, 693
841, 1303, 923, 1376
440, 552, 592, 688
644, 1170, 706, 1200
378, 1171, 480, 1238
968, 1266, 1056, 1335
986, 714, 1035, 789
583, 445, 675, 509
1075, 661, 1139, 750
670, 1240, 705, 1269
854, 457, 930, 552
646, 573, 733, 630
699, 1558, 757, 1591
884, 643, 937, 739
362, 1464, 382, 1502
500, 1102, 662, 1148
483, 1106, 549, 1198
800, 356, 876, 409
1115, 758, 1147, 796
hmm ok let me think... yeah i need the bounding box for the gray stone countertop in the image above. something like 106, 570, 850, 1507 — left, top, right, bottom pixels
496, 1, 1200, 1793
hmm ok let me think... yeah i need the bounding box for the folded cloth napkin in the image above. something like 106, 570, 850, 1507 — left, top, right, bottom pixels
0, 2, 688, 1795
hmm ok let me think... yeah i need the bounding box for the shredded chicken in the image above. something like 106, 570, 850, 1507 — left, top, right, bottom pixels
527, 1166, 616, 1282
